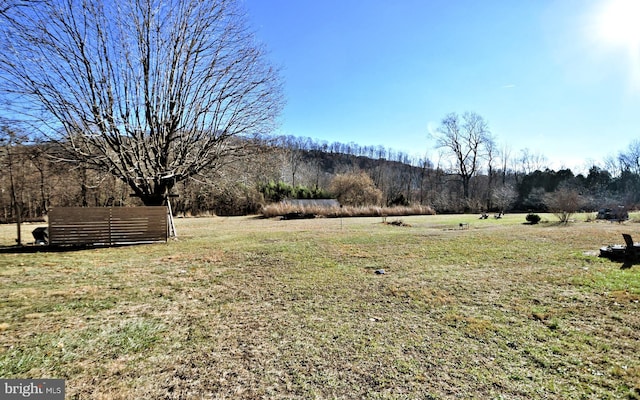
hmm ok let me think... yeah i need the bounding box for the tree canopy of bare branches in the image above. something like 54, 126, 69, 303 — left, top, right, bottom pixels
544, 186, 583, 224
0, 0, 282, 205
434, 112, 491, 200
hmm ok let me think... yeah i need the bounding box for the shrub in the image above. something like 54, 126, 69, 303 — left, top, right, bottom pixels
526, 213, 541, 224
260, 181, 331, 203
544, 187, 583, 224
329, 172, 383, 207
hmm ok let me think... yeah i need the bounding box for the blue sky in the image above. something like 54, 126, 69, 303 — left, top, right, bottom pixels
244, 0, 640, 173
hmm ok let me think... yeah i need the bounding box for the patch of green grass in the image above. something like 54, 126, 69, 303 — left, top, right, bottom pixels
1, 214, 639, 398
0, 318, 164, 377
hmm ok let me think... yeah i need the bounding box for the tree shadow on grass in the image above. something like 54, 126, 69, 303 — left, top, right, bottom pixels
0, 242, 155, 254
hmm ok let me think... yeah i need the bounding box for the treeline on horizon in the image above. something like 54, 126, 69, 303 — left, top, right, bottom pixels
2, 134, 640, 222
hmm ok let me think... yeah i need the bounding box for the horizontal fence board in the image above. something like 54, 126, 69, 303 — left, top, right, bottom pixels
49, 207, 167, 246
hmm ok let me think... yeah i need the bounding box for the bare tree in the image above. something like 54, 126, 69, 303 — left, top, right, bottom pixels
434, 112, 490, 200
0, 126, 28, 244
491, 184, 517, 214
277, 136, 305, 187
500, 143, 512, 185
604, 154, 622, 178
518, 148, 548, 175
544, 186, 583, 224
617, 139, 640, 175
0, 0, 282, 205
484, 133, 497, 210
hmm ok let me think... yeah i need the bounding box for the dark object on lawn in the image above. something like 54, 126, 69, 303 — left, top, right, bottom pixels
387, 219, 410, 227
599, 233, 640, 262
32, 227, 48, 245
526, 213, 541, 224
599, 244, 627, 261
374, 269, 386, 275
281, 212, 316, 220
596, 207, 628, 222
622, 234, 640, 260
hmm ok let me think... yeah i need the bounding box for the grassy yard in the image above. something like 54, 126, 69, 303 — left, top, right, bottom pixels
0, 213, 639, 399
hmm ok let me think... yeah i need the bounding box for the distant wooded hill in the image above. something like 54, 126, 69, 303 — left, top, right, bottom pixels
1, 134, 639, 220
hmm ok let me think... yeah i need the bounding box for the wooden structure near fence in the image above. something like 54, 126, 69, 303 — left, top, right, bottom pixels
48, 207, 168, 246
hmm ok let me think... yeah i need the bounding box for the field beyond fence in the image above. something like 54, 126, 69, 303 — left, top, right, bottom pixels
1, 213, 639, 399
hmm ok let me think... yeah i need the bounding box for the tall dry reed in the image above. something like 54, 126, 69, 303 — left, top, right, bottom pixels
261, 204, 435, 218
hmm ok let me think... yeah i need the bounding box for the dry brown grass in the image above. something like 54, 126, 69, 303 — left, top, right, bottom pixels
0, 213, 639, 399
261, 203, 435, 218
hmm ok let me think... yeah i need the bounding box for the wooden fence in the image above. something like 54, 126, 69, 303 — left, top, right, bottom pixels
48, 207, 168, 246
